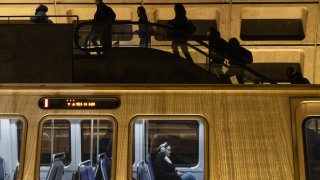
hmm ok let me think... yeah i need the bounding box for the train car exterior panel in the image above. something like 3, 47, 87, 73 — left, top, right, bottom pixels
0, 86, 319, 179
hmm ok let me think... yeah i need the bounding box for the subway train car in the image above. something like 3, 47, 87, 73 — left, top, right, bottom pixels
0, 1, 320, 180
0, 85, 319, 180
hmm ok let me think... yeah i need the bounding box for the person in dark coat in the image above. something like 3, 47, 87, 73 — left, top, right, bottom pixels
169, 3, 193, 63
153, 142, 196, 180
30, 4, 53, 24
207, 27, 228, 76
286, 67, 310, 84
225, 38, 253, 84
85, 0, 116, 54
136, 6, 149, 48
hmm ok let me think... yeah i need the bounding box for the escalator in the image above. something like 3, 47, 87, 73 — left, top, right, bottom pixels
73, 21, 275, 84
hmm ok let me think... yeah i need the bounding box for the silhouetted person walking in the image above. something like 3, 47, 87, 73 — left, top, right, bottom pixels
286, 67, 310, 84
136, 6, 149, 48
226, 38, 253, 84
207, 27, 228, 76
30, 4, 53, 24
86, 0, 116, 54
169, 3, 194, 63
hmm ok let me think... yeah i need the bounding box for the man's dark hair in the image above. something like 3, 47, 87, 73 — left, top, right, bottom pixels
209, 27, 220, 38
229, 38, 240, 46
36, 4, 48, 13
286, 67, 296, 78
138, 6, 146, 15
174, 3, 186, 16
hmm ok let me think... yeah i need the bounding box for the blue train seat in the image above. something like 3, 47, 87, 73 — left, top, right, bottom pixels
78, 160, 95, 180
137, 161, 148, 180
0, 157, 4, 180
146, 156, 155, 180
100, 157, 111, 180
46, 153, 65, 180
95, 153, 111, 180
79, 166, 95, 180
0, 157, 9, 180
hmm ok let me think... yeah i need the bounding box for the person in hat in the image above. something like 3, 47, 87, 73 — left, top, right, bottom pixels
30, 4, 53, 24
207, 27, 228, 77
168, 3, 194, 63
136, 6, 150, 48
286, 67, 310, 84
153, 142, 196, 180
88, 0, 116, 54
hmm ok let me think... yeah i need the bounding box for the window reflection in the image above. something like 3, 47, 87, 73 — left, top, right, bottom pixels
304, 118, 320, 180
0, 119, 24, 180
132, 119, 204, 180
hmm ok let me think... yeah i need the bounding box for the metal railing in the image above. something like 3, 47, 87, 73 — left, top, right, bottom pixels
0, 15, 79, 24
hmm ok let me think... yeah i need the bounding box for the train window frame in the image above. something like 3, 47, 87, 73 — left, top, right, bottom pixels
80, 119, 114, 165
0, 114, 27, 180
36, 115, 118, 179
294, 101, 320, 180
128, 115, 208, 180
302, 117, 320, 180
40, 119, 72, 166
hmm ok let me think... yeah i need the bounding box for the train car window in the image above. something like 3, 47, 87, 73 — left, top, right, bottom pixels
40, 120, 71, 165
132, 118, 205, 180
39, 117, 116, 180
81, 120, 113, 165
148, 121, 199, 167
0, 118, 25, 180
303, 117, 320, 180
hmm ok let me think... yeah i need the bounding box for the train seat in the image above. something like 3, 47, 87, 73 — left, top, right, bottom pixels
101, 157, 111, 180
95, 153, 111, 180
137, 161, 149, 180
78, 160, 95, 180
46, 153, 65, 180
0, 157, 9, 180
79, 166, 95, 180
146, 155, 155, 180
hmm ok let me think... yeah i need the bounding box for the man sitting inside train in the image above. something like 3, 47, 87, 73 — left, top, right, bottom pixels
153, 142, 196, 180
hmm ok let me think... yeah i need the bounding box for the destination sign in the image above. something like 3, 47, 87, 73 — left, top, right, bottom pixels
38, 97, 120, 109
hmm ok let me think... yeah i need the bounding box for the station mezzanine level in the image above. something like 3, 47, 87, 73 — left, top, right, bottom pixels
0, 0, 319, 83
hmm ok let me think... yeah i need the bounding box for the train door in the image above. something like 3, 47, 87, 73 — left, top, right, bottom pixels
294, 101, 320, 180
0, 116, 26, 180
38, 115, 116, 180
131, 116, 207, 180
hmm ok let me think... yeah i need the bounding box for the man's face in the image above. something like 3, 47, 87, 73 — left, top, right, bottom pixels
165, 146, 172, 157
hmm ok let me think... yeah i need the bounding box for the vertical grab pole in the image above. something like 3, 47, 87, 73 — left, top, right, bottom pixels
90, 119, 94, 166
50, 120, 55, 162
96, 120, 100, 162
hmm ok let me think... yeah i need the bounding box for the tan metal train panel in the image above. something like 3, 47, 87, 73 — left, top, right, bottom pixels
0, 85, 319, 179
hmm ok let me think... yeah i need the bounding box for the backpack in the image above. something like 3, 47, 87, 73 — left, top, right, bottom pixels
186, 20, 196, 35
